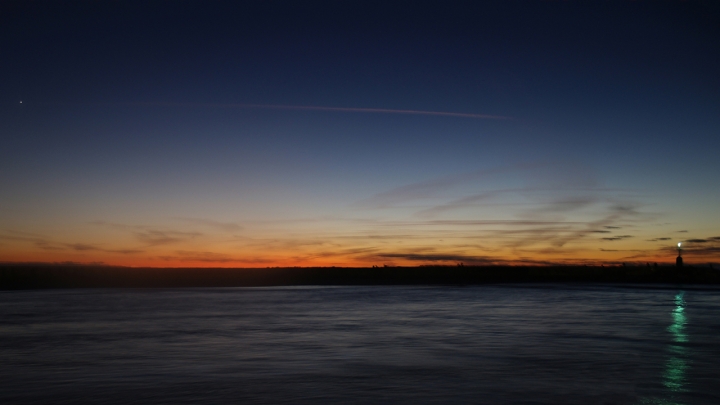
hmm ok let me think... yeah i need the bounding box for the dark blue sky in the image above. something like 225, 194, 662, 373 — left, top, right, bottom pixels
2, 1, 719, 266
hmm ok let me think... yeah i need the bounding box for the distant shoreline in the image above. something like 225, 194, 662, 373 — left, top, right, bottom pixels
1, 264, 719, 289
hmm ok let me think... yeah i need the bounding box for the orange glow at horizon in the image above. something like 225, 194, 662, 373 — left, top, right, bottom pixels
2, 164, 719, 268
2, 229, 715, 268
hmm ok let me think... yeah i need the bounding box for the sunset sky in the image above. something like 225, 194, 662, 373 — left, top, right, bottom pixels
1, 1, 719, 267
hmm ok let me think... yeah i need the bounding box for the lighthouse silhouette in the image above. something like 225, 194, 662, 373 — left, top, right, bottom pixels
676, 242, 683, 268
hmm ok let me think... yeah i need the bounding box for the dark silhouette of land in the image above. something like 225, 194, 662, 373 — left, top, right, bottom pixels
1, 264, 719, 289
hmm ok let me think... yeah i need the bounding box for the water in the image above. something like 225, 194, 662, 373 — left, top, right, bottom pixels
1, 285, 718, 404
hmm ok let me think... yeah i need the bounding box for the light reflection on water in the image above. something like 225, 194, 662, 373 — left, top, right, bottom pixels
640, 292, 692, 405
1, 285, 719, 405
664, 292, 688, 393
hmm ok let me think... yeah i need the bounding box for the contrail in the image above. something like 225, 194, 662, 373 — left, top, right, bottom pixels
134, 102, 510, 120
234, 104, 510, 120
19, 101, 510, 119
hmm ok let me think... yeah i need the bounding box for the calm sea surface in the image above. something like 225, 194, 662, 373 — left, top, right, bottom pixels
1, 285, 718, 404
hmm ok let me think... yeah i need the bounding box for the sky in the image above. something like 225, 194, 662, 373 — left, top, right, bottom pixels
1, 1, 719, 267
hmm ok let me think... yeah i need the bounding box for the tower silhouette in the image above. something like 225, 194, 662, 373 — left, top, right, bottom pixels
676, 242, 683, 268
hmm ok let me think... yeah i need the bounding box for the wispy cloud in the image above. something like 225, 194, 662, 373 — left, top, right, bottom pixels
414, 192, 499, 218
158, 250, 273, 264
357, 162, 618, 225
90, 221, 203, 246
516, 196, 599, 220
356, 163, 549, 209
488, 201, 654, 250
370, 252, 497, 264
683, 246, 720, 256
134, 230, 202, 246
601, 235, 633, 241
174, 217, 242, 232
0, 232, 64, 251
350, 160, 656, 256
376, 219, 585, 227
656, 240, 720, 258
0, 231, 142, 254
63, 243, 143, 254
357, 251, 561, 266
297, 247, 380, 261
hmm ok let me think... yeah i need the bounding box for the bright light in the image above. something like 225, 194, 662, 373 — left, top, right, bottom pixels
678, 242, 682, 248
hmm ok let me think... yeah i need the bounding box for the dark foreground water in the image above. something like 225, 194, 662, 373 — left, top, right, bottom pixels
1, 285, 718, 405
